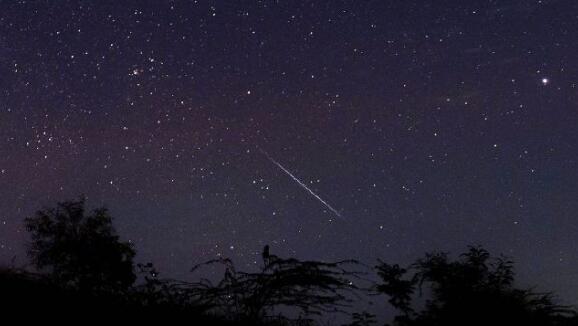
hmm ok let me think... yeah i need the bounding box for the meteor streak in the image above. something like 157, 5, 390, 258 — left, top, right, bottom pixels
257, 146, 342, 218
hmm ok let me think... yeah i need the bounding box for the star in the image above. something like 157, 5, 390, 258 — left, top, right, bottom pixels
541, 77, 549, 85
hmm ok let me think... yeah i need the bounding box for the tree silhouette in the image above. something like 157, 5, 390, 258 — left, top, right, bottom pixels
185, 245, 362, 323
14, 198, 578, 325
24, 198, 136, 294
375, 246, 577, 326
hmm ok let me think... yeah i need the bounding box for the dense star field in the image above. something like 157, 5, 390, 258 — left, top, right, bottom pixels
1, 0, 577, 313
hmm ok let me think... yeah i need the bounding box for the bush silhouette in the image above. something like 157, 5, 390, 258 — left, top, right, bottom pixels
24, 198, 136, 294
9, 198, 578, 325
185, 245, 362, 323
375, 246, 577, 326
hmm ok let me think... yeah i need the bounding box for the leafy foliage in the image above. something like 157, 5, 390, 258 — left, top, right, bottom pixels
375, 246, 577, 326
16, 199, 578, 325
24, 198, 136, 293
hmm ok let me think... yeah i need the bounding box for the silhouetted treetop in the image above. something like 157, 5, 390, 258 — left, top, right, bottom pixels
376, 246, 576, 326
25, 198, 136, 293
14, 198, 578, 325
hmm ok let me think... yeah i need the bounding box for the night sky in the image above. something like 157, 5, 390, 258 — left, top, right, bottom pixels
1, 0, 578, 313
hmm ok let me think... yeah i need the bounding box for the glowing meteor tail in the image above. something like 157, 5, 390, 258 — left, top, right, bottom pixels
257, 146, 342, 218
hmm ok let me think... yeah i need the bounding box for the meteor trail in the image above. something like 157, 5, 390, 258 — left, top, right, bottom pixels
257, 146, 342, 218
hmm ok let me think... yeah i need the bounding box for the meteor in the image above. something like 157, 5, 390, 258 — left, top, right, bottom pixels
257, 146, 342, 218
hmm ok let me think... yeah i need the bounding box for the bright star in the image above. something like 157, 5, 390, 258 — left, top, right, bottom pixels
541, 77, 549, 85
